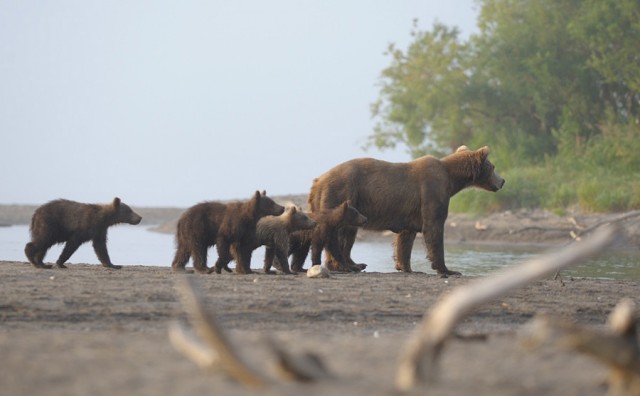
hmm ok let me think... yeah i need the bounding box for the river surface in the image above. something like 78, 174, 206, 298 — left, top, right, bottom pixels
2, 225, 638, 280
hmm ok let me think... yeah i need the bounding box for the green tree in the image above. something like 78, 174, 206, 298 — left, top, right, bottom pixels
369, 22, 471, 158
370, 0, 640, 212
371, 0, 639, 163
569, 0, 640, 122
473, 0, 603, 161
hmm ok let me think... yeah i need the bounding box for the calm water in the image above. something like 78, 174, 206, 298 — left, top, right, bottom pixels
2, 225, 639, 279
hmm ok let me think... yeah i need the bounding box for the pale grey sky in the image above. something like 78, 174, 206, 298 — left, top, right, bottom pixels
1, 1, 478, 207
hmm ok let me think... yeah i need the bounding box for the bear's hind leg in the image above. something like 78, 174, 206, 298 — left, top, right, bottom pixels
191, 245, 210, 274
394, 231, 416, 272
25, 242, 52, 269
171, 245, 192, 273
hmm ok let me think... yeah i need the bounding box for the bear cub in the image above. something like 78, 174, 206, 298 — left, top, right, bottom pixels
172, 191, 284, 274
287, 201, 367, 273
256, 205, 317, 274
24, 197, 142, 269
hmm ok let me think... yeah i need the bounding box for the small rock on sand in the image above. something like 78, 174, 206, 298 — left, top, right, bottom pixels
307, 265, 330, 278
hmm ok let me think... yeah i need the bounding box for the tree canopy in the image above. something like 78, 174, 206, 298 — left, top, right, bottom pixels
370, 0, 640, 212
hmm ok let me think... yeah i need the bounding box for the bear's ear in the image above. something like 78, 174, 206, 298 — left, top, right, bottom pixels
253, 191, 261, 201
476, 146, 490, 162
112, 197, 121, 208
261, 190, 267, 197
455, 145, 470, 153
289, 205, 297, 215
340, 201, 350, 212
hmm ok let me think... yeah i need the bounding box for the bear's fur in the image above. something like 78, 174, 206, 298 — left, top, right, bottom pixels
24, 197, 142, 269
287, 201, 368, 273
248, 205, 317, 274
308, 146, 505, 276
171, 191, 284, 274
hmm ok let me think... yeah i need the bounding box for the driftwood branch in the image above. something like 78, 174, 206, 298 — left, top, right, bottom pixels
168, 320, 221, 370
169, 276, 330, 388
395, 224, 620, 392
577, 210, 640, 238
500, 210, 640, 241
170, 276, 269, 388
523, 299, 640, 396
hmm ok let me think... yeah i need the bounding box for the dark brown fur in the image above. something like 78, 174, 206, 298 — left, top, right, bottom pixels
171, 191, 284, 274
307, 146, 505, 276
288, 201, 367, 273
24, 197, 142, 269
249, 205, 317, 274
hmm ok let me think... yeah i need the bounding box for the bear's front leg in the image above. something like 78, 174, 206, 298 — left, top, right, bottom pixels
339, 226, 365, 271
289, 240, 310, 273
324, 235, 356, 272
233, 244, 253, 275
92, 237, 122, 269
422, 219, 461, 278
274, 248, 292, 274
263, 246, 277, 274
57, 239, 83, 269
212, 241, 233, 274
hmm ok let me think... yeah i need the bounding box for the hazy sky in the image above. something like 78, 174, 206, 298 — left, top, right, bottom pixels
1, 1, 478, 207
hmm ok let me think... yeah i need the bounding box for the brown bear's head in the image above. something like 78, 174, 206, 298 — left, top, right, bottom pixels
472, 146, 505, 192
112, 197, 142, 225
450, 146, 505, 192
287, 205, 317, 231
253, 190, 285, 218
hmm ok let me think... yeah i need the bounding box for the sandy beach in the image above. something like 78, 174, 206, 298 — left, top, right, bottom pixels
2, 200, 639, 395
1, 259, 638, 396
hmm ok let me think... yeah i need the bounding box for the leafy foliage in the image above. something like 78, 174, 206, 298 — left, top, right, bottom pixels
370, 0, 640, 212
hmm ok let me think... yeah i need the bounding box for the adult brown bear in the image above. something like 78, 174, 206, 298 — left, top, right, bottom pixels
308, 146, 505, 277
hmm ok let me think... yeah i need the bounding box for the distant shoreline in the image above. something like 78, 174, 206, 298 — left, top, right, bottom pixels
0, 194, 309, 226
2, 196, 639, 249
